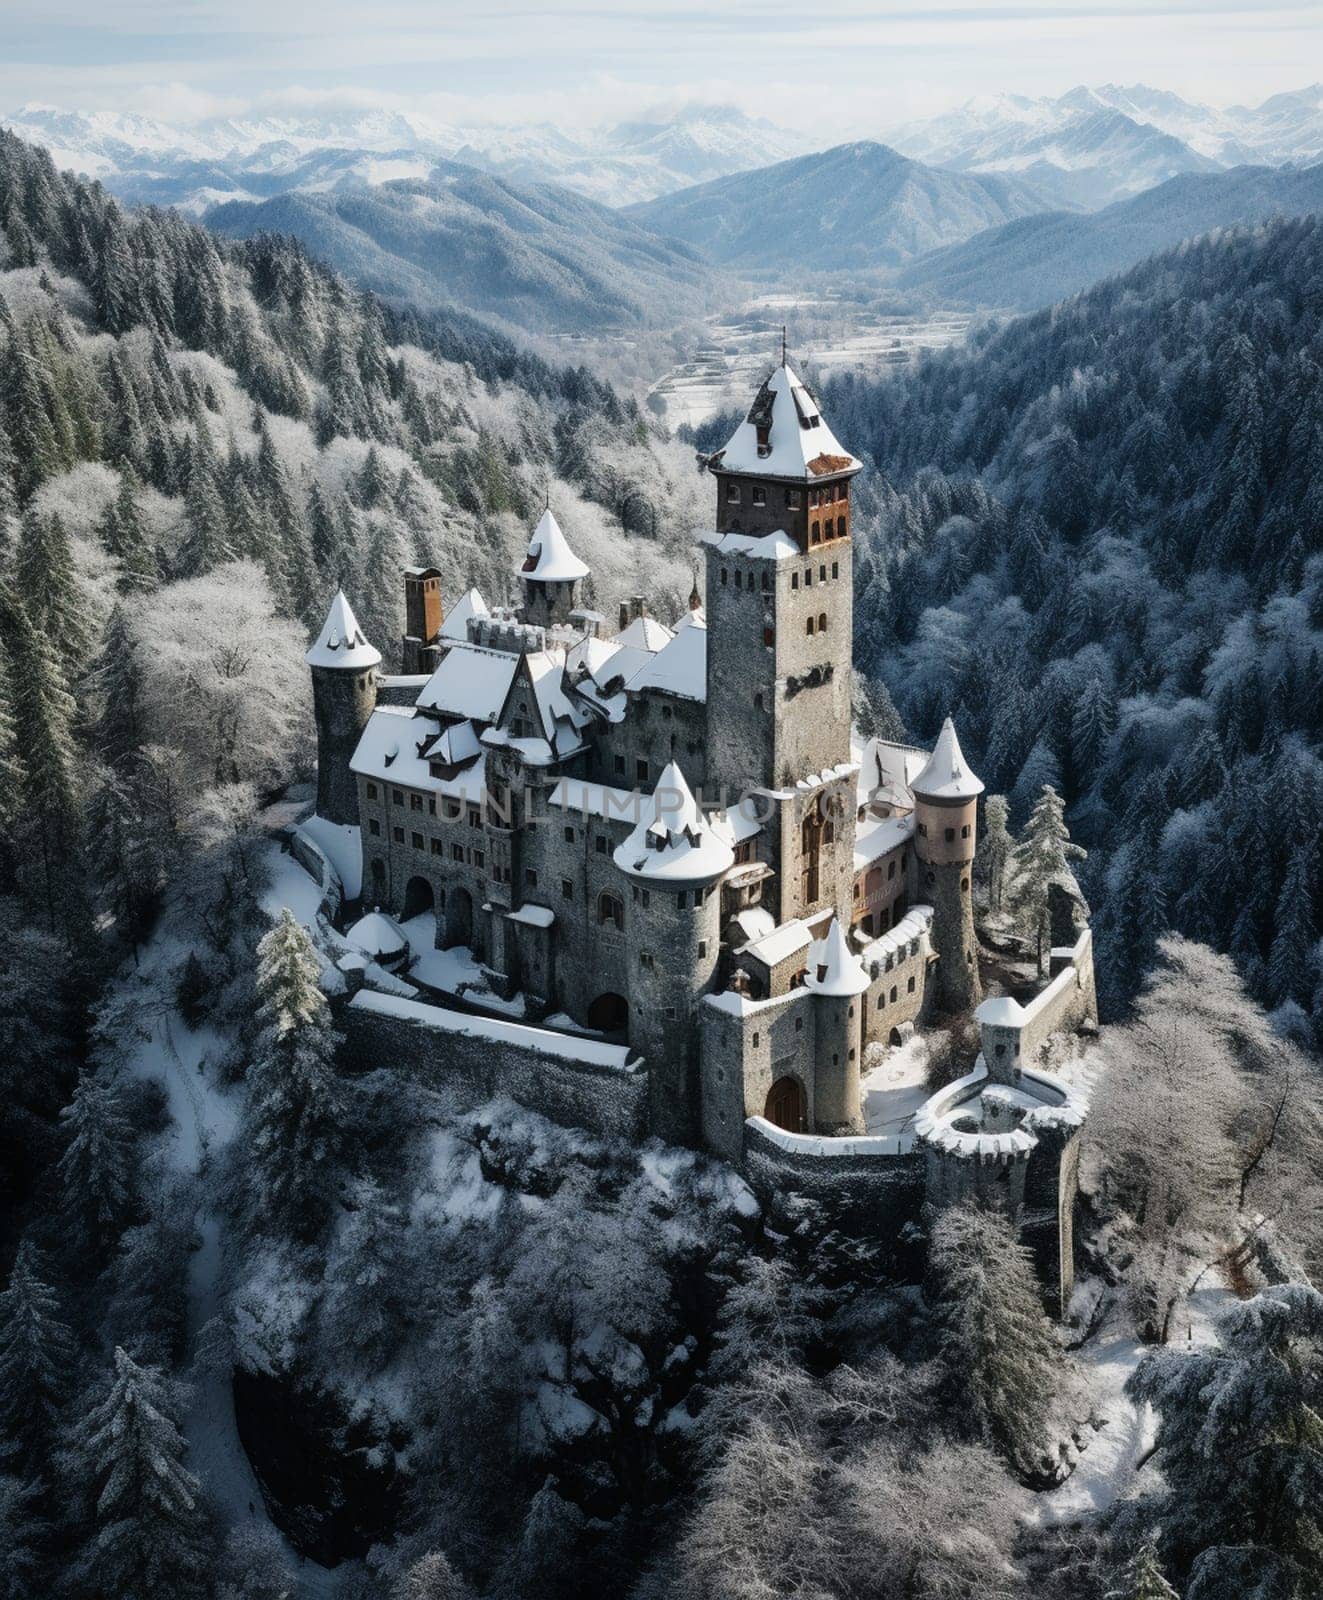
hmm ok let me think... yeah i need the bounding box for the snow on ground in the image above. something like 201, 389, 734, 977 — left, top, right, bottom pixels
112, 838, 344, 1595
860, 1034, 931, 1139
1027, 1275, 1237, 1529
262, 844, 326, 926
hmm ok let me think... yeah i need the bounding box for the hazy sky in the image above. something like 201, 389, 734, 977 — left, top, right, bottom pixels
2, 1, 1317, 130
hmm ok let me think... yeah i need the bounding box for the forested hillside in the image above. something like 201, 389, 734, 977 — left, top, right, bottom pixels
0, 119, 703, 1219
826, 213, 1323, 1023
207, 162, 728, 335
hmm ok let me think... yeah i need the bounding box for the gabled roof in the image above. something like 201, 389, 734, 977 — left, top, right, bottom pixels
627, 611, 706, 702
614, 613, 673, 653
911, 717, 984, 802
516, 507, 590, 583
439, 586, 489, 641
415, 643, 520, 724
614, 762, 734, 882
306, 590, 381, 670
710, 362, 862, 483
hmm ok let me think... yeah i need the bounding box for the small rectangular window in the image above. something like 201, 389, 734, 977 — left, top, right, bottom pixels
726, 484, 740, 503
468, 806, 481, 829
945, 827, 955, 843
614, 754, 626, 774
412, 831, 423, 849
908, 975, 916, 994
366, 782, 378, 800
752, 487, 766, 507
636, 759, 649, 782
392, 789, 404, 806
452, 843, 464, 862
392, 826, 404, 844
831, 562, 839, 579
431, 838, 442, 855
791, 573, 799, 590
562, 879, 573, 900
698, 940, 707, 958
752, 1031, 760, 1048
525, 868, 538, 886
564, 825, 575, 843
369, 818, 381, 837
595, 836, 607, 855
676, 891, 687, 909
473, 850, 485, 869
787, 489, 801, 509
428, 797, 436, 816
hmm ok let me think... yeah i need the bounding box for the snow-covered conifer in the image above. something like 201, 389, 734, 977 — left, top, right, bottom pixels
67, 1347, 211, 1598
57, 1072, 138, 1253
0, 1240, 74, 1466
1010, 784, 1085, 970
926, 1201, 1066, 1478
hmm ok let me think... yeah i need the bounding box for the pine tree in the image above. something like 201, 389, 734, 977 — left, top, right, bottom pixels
97, 465, 158, 593
0, 1240, 74, 1468
0, 1473, 43, 1600
1069, 674, 1116, 792
57, 1072, 138, 1254
243, 909, 347, 1240
90, 605, 144, 772
1268, 844, 1316, 1009
1012, 784, 1086, 971
927, 1202, 1066, 1479
854, 674, 908, 744
69, 1347, 210, 1598
176, 453, 232, 578
393, 1551, 475, 1600
1125, 1285, 1323, 1595
0, 639, 25, 849
2, 595, 84, 936
15, 507, 85, 661
982, 794, 1012, 915
1107, 1540, 1180, 1600
325, 1176, 410, 1369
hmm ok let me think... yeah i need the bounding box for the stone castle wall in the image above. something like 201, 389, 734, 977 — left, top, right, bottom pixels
340, 990, 649, 1144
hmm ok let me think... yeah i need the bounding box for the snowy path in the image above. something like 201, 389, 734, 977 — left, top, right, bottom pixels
115, 848, 344, 1597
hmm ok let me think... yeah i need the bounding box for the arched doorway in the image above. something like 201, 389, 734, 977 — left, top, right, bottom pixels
444, 886, 473, 948
764, 1076, 805, 1134
403, 876, 434, 921
587, 992, 629, 1033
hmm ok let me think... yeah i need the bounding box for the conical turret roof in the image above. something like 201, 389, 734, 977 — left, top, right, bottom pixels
614, 761, 734, 882
516, 507, 590, 583
711, 361, 862, 482
306, 590, 381, 670
805, 917, 870, 997
911, 717, 984, 801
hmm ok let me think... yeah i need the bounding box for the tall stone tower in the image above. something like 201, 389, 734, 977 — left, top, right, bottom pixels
911, 718, 984, 1012
703, 361, 862, 797
307, 591, 381, 826
516, 507, 589, 630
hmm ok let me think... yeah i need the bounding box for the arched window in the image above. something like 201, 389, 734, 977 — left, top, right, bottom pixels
818, 612, 827, 633
806, 616, 815, 636
810, 520, 820, 544
597, 891, 624, 930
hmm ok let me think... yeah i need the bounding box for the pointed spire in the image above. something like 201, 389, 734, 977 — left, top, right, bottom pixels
306, 589, 381, 669
516, 506, 590, 583
614, 760, 734, 881
911, 716, 984, 801
806, 917, 869, 996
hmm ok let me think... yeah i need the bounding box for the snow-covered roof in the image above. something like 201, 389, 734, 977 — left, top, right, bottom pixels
439, 586, 489, 641
854, 736, 929, 811
627, 612, 706, 701
911, 718, 984, 802
804, 918, 870, 997
430, 718, 482, 768
507, 903, 556, 929
613, 762, 735, 882
306, 590, 381, 670
548, 777, 642, 824
975, 995, 1027, 1027
741, 915, 816, 969
345, 910, 408, 958
517, 508, 590, 583
699, 528, 802, 561
675, 604, 705, 631
853, 812, 914, 872
350, 706, 488, 799
710, 363, 862, 482
614, 613, 673, 653
415, 643, 520, 723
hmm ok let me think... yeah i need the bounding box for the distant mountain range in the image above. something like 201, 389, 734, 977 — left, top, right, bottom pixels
894, 161, 1323, 309
0, 101, 817, 211
206, 163, 728, 334
881, 83, 1323, 208
624, 142, 1056, 272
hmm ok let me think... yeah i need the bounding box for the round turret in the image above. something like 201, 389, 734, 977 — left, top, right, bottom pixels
613, 762, 728, 1144
516, 507, 590, 630
911, 717, 983, 1013
307, 591, 381, 827
804, 918, 867, 1135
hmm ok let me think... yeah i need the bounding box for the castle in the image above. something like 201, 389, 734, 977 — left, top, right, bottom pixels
305, 361, 1097, 1309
